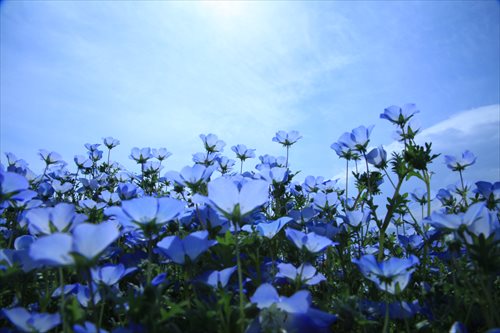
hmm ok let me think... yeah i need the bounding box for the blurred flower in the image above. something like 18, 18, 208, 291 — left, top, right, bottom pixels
38, 149, 63, 165
152, 148, 172, 161
231, 144, 256, 161
26, 203, 86, 235
285, 228, 336, 254
103, 137, 120, 149
380, 104, 419, 126
242, 217, 292, 239
276, 263, 326, 286
272, 130, 302, 147
444, 150, 476, 171
207, 177, 268, 221
366, 146, 387, 168
156, 230, 217, 264
130, 147, 152, 164
196, 266, 236, 288
2, 307, 61, 333
200, 134, 226, 153
352, 254, 419, 294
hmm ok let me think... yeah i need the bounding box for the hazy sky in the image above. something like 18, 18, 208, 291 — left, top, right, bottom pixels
1, 1, 499, 192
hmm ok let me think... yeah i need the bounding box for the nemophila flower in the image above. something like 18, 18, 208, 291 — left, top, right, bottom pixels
51, 179, 72, 194
285, 228, 336, 253
330, 132, 356, 158
143, 161, 162, 174
89, 149, 103, 162
2, 307, 61, 333
276, 263, 326, 286
99, 190, 121, 205
436, 188, 454, 205
258, 166, 288, 183
352, 254, 419, 294
272, 130, 302, 147
398, 234, 424, 251
0, 170, 35, 203
380, 104, 419, 126
426, 202, 486, 231
116, 182, 142, 200
312, 192, 339, 211
156, 230, 217, 264
215, 156, 236, 174
200, 133, 226, 153
26, 203, 86, 235
206, 177, 269, 221
74, 321, 109, 333
38, 149, 62, 165
444, 150, 476, 171
130, 147, 152, 164
475, 181, 500, 209
464, 202, 499, 242
151, 272, 168, 286
104, 196, 185, 231
242, 217, 292, 239
366, 146, 387, 168
84, 143, 101, 152
250, 283, 336, 331
344, 209, 371, 228
350, 125, 375, 152
192, 151, 219, 166
152, 148, 172, 161
231, 144, 256, 161
29, 222, 120, 266
103, 137, 120, 149
303, 175, 325, 193
197, 266, 237, 288
256, 154, 286, 170
165, 164, 214, 188
79, 199, 106, 210
91, 263, 135, 286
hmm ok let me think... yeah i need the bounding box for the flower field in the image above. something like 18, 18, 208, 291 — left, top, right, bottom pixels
0, 104, 499, 333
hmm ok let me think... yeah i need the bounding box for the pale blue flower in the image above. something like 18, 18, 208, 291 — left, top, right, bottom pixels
156, 230, 217, 264
2, 307, 61, 333
352, 254, 419, 294
444, 150, 476, 171
285, 228, 336, 253
272, 130, 302, 147
276, 263, 326, 286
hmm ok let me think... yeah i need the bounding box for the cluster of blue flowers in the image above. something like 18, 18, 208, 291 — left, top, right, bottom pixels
0, 105, 499, 333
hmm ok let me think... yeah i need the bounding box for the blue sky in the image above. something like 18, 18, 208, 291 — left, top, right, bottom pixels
1, 1, 499, 193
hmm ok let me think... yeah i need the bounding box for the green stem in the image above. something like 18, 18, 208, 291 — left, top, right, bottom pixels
458, 169, 469, 207
59, 268, 68, 333
383, 301, 390, 333
285, 146, 289, 169
345, 159, 349, 204
235, 229, 245, 333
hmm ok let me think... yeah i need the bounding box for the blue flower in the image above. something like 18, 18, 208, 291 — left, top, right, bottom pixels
366, 146, 387, 168
71, 221, 121, 261
103, 137, 120, 149
276, 262, 326, 286
2, 307, 61, 333
152, 148, 172, 161
215, 156, 236, 174
344, 209, 371, 228
231, 144, 256, 161
352, 254, 419, 294
84, 143, 101, 152
165, 164, 214, 188
26, 203, 86, 235
436, 188, 454, 205
444, 150, 476, 171
426, 202, 486, 231
242, 217, 292, 239
200, 134, 226, 153
92, 263, 135, 286
74, 321, 109, 333
197, 266, 237, 288
29, 221, 120, 266
272, 130, 302, 147
380, 104, 419, 125
129, 147, 152, 164
312, 192, 339, 211
116, 182, 142, 200
258, 166, 288, 183
250, 283, 336, 331
207, 177, 268, 221
350, 125, 375, 152
38, 149, 63, 165
105, 196, 184, 230
0, 170, 36, 204
156, 230, 217, 265
192, 152, 219, 166
285, 228, 336, 254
